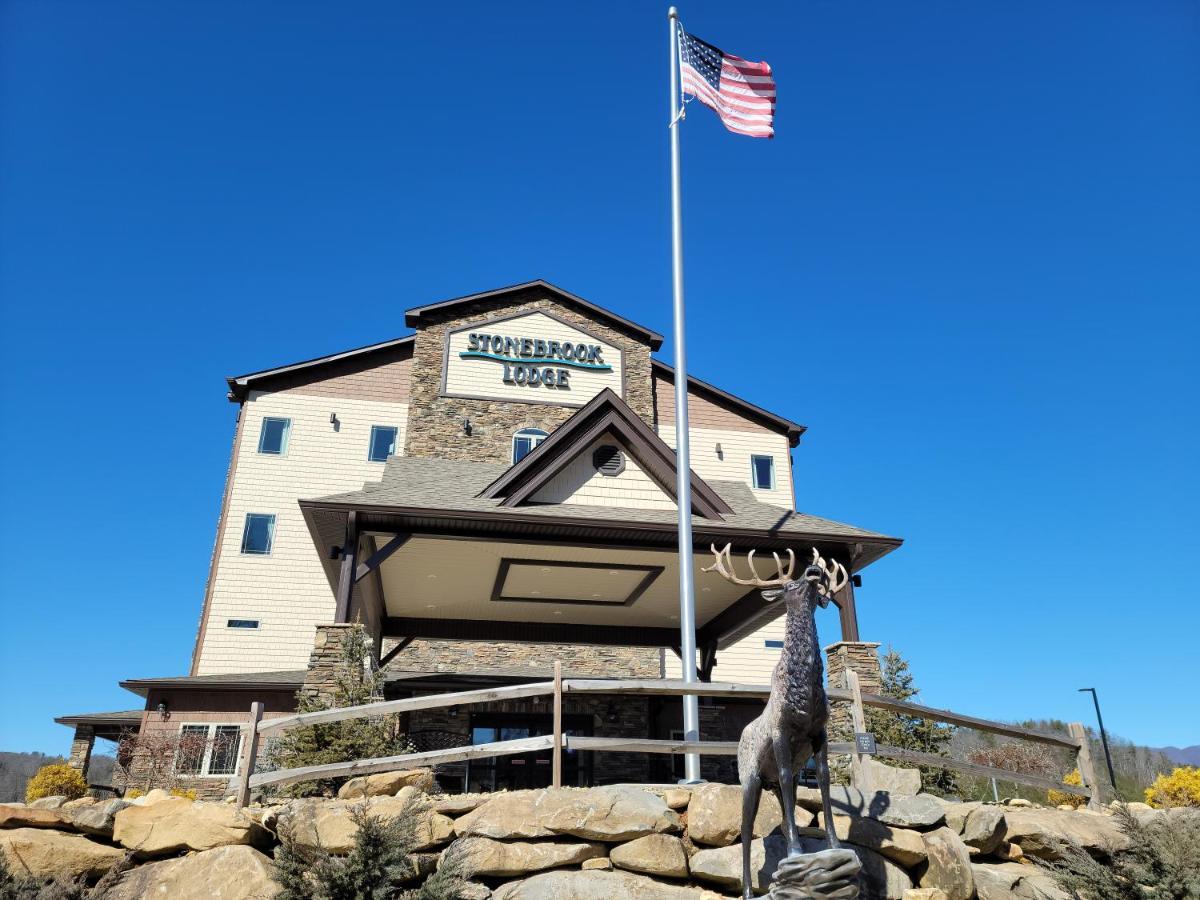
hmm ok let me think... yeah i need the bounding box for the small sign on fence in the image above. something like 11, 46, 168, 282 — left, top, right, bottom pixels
854, 732, 877, 755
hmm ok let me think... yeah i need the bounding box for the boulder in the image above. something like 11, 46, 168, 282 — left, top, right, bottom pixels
102, 844, 279, 899
128, 789, 173, 806
1004, 798, 1033, 808
112, 797, 271, 856
435, 793, 488, 816
690, 834, 912, 898
1002, 807, 1128, 861
492, 868, 729, 899
70, 798, 131, 838
337, 767, 436, 799
862, 759, 922, 796
961, 806, 1005, 856
797, 786, 945, 830
918, 827, 973, 900
687, 783, 793, 847
0, 804, 74, 831
661, 788, 691, 810
972, 862, 1068, 899
936, 802, 980, 835
279, 790, 453, 854
904, 891, 949, 900
0, 827, 125, 880
61, 797, 97, 810
581, 857, 612, 870
610, 834, 689, 879
455, 836, 605, 877
28, 796, 68, 809
806, 812, 927, 867
456, 787, 679, 842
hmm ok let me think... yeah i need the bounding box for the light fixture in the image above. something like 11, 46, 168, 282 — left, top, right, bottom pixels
156, 701, 169, 720
605, 702, 618, 723
329, 413, 340, 431
463, 418, 472, 436
448, 707, 458, 718
851, 575, 862, 588
715, 442, 724, 460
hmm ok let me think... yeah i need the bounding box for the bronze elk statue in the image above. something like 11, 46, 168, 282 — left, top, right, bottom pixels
703, 544, 849, 899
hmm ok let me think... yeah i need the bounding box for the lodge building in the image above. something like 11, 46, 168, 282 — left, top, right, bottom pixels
56, 281, 901, 795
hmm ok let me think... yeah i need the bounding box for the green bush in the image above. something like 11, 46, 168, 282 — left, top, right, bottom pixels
1040, 805, 1200, 899
264, 625, 412, 796
273, 802, 468, 900
24, 765, 86, 803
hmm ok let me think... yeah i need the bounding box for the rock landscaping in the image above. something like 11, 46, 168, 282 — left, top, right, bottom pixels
0, 767, 1178, 899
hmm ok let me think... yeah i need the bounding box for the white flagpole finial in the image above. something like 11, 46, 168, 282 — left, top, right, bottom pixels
668, 6, 678, 18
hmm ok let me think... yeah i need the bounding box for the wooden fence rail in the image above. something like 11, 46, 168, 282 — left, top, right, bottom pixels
234, 671, 1098, 809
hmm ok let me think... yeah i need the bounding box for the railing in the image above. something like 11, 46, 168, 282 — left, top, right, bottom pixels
234, 663, 1100, 810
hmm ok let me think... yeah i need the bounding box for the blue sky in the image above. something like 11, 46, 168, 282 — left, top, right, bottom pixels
1, 0, 1197, 756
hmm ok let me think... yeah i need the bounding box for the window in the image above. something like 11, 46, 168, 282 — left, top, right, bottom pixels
751, 455, 775, 491
257, 417, 291, 455
227, 619, 260, 629
368, 425, 398, 463
240, 513, 275, 555
176, 724, 242, 777
512, 428, 548, 463
764, 639, 784, 649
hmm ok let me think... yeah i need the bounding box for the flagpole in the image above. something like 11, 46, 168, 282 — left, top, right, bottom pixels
667, 5, 702, 785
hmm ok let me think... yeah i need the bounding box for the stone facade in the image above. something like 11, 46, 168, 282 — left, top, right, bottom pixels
300, 624, 366, 707
68, 726, 94, 773
403, 288, 656, 463
386, 639, 663, 679
824, 641, 883, 739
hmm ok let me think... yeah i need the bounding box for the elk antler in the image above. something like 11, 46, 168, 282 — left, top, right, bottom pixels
809, 548, 850, 597
702, 543, 795, 587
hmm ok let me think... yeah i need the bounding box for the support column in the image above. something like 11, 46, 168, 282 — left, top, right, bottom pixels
299, 624, 360, 707
68, 725, 95, 775
824, 641, 882, 739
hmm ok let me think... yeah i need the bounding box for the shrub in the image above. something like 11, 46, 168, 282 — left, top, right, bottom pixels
273, 802, 468, 900
24, 765, 87, 803
1047, 768, 1088, 809
264, 625, 411, 796
1145, 766, 1200, 809
1040, 804, 1200, 899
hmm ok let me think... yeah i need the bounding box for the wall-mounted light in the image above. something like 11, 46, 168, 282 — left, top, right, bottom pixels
605, 702, 618, 723
447, 706, 458, 718
463, 418, 473, 436
329, 412, 340, 432
715, 443, 724, 460
851, 575, 862, 588
156, 701, 169, 721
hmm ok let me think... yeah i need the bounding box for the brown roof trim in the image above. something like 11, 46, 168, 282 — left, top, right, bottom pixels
226, 335, 415, 402
119, 672, 306, 697
478, 388, 733, 519
404, 280, 665, 350
54, 710, 143, 728
652, 359, 806, 447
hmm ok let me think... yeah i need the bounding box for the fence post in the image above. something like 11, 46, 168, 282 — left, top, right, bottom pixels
236, 702, 264, 809
844, 669, 873, 794
552, 661, 563, 789
1069, 722, 1102, 810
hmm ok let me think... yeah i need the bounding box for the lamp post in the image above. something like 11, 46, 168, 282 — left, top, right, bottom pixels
1078, 687, 1117, 795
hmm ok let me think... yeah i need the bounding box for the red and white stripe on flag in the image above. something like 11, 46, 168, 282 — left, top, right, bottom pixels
679, 30, 775, 138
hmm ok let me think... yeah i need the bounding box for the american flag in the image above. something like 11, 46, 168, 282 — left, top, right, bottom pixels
678, 27, 776, 139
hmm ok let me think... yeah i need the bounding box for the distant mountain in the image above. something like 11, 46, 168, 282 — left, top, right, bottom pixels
1157, 745, 1200, 766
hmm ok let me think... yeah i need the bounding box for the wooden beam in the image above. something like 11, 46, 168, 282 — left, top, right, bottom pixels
333, 511, 359, 623
234, 701, 264, 809
250, 735, 553, 789
552, 661, 563, 789
696, 588, 772, 648
355, 532, 411, 582
1070, 722, 1103, 809
860, 744, 1091, 799
379, 637, 413, 669
258, 680, 555, 736
382, 616, 679, 648
566, 736, 739, 755
564, 678, 770, 698
844, 670, 871, 793
699, 644, 718, 682
836, 580, 860, 643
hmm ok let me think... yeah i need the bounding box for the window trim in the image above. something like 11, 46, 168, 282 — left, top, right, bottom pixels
174, 723, 244, 778
256, 416, 292, 456
240, 513, 276, 555
368, 425, 399, 463
512, 428, 549, 464
750, 454, 776, 491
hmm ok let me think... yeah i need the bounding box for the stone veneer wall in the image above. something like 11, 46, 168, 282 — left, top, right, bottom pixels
300, 624, 365, 707
388, 640, 663, 679
403, 289, 656, 462
824, 641, 883, 739
67, 726, 94, 773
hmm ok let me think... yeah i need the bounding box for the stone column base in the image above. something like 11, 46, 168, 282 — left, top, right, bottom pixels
299, 623, 362, 708
68, 725, 95, 774
824, 641, 882, 741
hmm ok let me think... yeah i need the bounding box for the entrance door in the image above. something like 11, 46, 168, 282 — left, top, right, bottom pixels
466, 712, 592, 792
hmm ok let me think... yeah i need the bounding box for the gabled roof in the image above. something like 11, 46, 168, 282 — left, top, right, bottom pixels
226, 336, 414, 402
479, 388, 734, 519
652, 360, 806, 447
119, 670, 306, 697
404, 280, 665, 350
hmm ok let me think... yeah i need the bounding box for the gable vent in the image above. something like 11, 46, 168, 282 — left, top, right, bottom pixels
592, 444, 626, 477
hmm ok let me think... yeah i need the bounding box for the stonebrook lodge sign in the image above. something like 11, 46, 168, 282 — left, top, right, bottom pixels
443, 310, 624, 405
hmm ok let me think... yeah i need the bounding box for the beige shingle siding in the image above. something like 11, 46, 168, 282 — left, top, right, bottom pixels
530, 438, 678, 510
663, 618, 786, 684
275, 352, 412, 402
657, 425, 794, 510
193, 390, 408, 675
